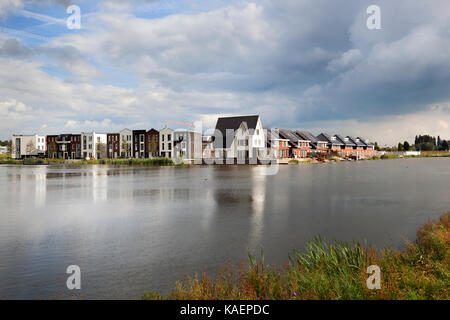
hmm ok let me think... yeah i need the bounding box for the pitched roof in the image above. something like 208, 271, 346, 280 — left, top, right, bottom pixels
335, 134, 356, 146
264, 128, 289, 147
214, 115, 260, 148
296, 130, 317, 143
278, 129, 305, 147
347, 136, 366, 147
316, 133, 332, 144
358, 137, 374, 147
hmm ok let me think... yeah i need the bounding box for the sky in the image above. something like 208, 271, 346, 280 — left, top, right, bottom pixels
1, 0, 450, 146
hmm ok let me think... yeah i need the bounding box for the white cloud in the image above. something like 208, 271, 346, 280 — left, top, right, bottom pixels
0, 0, 23, 18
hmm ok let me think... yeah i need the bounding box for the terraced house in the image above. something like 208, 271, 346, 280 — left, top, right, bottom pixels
10, 114, 378, 162
133, 130, 146, 158
120, 128, 133, 158
296, 131, 328, 156
278, 129, 311, 158
159, 126, 174, 158
264, 128, 290, 159
145, 128, 159, 158
107, 133, 120, 158
81, 132, 107, 159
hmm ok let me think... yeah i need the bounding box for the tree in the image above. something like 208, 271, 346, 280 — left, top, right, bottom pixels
403, 141, 410, 151
96, 142, 106, 159
26, 140, 36, 155
374, 142, 380, 151
397, 142, 404, 152
6, 140, 12, 154
442, 140, 449, 151
121, 140, 130, 157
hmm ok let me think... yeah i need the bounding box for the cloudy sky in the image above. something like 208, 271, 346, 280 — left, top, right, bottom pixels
1, 0, 450, 146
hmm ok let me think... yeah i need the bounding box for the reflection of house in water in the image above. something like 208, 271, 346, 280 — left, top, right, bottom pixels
34, 170, 47, 207
213, 189, 253, 205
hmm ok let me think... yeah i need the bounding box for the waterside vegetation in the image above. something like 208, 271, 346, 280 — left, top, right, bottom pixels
143, 212, 449, 300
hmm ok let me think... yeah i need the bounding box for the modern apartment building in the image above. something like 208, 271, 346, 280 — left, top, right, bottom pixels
46, 134, 81, 159
81, 132, 107, 159
119, 128, 133, 158
11, 134, 46, 159
173, 130, 202, 161
107, 133, 120, 158
132, 129, 146, 158
159, 126, 174, 158
145, 128, 159, 157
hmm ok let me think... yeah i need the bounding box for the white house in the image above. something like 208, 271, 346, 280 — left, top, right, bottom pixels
213, 115, 265, 160
81, 132, 107, 159
159, 126, 174, 158
11, 134, 46, 159
119, 128, 133, 158
173, 130, 202, 162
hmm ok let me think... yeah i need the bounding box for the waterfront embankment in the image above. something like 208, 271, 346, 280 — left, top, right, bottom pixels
143, 212, 449, 300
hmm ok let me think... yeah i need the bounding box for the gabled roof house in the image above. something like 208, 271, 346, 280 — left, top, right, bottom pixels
213, 115, 265, 159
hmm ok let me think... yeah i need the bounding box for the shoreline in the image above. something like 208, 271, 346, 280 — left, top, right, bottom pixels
0, 152, 449, 166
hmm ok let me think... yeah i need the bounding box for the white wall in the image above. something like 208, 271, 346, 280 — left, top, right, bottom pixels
119, 129, 133, 157
12, 135, 45, 159
159, 126, 174, 157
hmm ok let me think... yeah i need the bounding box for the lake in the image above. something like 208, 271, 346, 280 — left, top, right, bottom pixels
0, 158, 449, 299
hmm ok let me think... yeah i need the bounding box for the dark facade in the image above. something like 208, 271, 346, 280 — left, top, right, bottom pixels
46, 134, 81, 159
46, 135, 58, 158
145, 128, 159, 158
107, 133, 120, 158
69, 134, 81, 159
132, 130, 146, 158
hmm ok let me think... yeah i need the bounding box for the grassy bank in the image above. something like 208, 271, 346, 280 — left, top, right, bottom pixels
143, 212, 449, 300
0, 157, 174, 166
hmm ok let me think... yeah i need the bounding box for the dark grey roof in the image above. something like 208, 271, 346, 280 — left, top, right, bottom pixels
316, 133, 333, 145
278, 129, 304, 146
213, 115, 260, 148
357, 137, 374, 147
264, 128, 289, 147
296, 130, 317, 143
335, 134, 356, 146
347, 136, 366, 147
317, 132, 344, 145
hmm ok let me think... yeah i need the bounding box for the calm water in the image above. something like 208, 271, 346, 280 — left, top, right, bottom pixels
0, 158, 449, 299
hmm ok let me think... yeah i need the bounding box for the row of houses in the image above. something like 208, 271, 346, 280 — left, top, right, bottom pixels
11, 115, 377, 160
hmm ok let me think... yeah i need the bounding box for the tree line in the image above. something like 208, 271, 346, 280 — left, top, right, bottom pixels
391, 135, 449, 152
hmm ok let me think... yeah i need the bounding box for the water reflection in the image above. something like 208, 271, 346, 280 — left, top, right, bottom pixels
1, 159, 450, 299
249, 167, 267, 250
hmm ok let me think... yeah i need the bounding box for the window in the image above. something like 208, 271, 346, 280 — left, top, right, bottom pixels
168, 143, 171, 149
162, 135, 165, 141
168, 134, 171, 140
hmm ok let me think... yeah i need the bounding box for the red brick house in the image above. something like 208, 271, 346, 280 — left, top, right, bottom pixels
107, 133, 120, 158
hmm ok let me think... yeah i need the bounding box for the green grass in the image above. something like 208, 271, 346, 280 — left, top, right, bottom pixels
143, 212, 449, 300
0, 157, 174, 166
